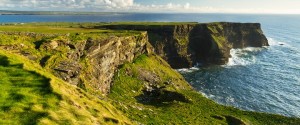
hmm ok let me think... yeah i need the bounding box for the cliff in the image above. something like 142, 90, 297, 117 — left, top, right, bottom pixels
0, 30, 153, 95
1, 23, 299, 125
0, 22, 269, 96
0, 23, 268, 94
101, 22, 269, 68
48, 32, 153, 94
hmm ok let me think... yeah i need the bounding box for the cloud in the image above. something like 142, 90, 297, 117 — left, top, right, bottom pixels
0, 0, 193, 12
184, 3, 190, 9
0, 0, 299, 14
105, 0, 134, 8
0, 0, 135, 11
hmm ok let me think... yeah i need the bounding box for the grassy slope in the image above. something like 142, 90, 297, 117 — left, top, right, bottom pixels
0, 47, 132, 125
0, 23, 300, 124
109, 54, 300, 125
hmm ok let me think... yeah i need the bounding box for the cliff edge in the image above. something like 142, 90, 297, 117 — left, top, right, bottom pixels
1, 23, 297, 125
101, 22, 269, 68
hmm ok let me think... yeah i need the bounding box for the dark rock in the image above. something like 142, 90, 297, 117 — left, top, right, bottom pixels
211, 115, 225, 120
101, 22, 269, 68
53, 61, 81, 85
225, 115, 247, 125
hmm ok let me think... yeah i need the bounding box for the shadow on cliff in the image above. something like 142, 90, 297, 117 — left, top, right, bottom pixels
135, 87, 190, 107
188, 24, 216, 66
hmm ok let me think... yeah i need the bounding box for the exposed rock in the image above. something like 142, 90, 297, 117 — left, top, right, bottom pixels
136, 68, 161, 84
0, 23, 268, 95
53, 61, 81, 85
49, 40, 58, 49
81, 32, 153, 94
29, 31, 152, 95
101, 22, 269, 68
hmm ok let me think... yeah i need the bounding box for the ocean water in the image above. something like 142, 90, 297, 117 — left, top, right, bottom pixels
1, 13, 300, 117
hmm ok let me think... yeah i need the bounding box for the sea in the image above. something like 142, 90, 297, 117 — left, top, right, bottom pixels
1, 13, 299, 117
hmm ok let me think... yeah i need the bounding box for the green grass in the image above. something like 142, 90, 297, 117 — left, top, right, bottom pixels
109, 54, 300, 125
0, 50, 133, 125
0, 25, 139, 35
211, 35, 226, 48
0, 56, 60, 125
1, 22, 300, 124
0, 24, 142, 124
207, 23, 229, 49
102, 22, 198, 26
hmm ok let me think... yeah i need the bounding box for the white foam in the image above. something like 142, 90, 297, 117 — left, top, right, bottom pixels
225, 47, 264, 67
268, 37, 287, 46
177, 66, 199, 73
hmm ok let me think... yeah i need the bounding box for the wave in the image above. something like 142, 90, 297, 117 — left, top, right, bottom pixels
267, 37, 288, 46
225, 47, 265, 67
177, 66, 199, 73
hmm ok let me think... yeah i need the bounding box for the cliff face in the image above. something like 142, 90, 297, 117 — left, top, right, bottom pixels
0, 31, 153, 95
80, 32, 153, 94
189, 23, 269, 66
0, 22, 268, 94
51, 32, 153, 94
102, 22, 268, 68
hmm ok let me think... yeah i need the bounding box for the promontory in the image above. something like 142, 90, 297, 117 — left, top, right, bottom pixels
0, 22, 298, 125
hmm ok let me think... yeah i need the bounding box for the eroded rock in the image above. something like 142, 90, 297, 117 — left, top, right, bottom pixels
101, 22, 269, 68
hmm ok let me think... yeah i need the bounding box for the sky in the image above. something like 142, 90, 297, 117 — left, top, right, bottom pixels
0, 0, 300, 14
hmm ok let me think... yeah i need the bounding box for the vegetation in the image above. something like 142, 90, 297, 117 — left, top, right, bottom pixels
0, 22, 299, 124
0, 10, 121, 15
0, 24, 138, 124
100, 22, 198, 26
109, 54, 300, 125
0, 49, 132, 125
207, 23, 227, 48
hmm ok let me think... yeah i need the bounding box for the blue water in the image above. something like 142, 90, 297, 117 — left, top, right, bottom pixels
1, 13, 300, 117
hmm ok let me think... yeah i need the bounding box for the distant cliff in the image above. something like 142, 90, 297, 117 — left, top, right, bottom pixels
0, 22, 268, 94
101, 22, 269, 68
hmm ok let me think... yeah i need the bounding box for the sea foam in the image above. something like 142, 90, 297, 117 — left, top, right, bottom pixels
225, 47, 265, 67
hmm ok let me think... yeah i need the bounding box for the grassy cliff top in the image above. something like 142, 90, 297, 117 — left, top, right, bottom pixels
0, 22, 298, 124
0, 23, 142, 36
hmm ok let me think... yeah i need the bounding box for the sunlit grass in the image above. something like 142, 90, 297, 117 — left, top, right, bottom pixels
0, 50, 132, 124
1, 22, 299, 125
109, 54, 300, 125
0, 55, 60, 124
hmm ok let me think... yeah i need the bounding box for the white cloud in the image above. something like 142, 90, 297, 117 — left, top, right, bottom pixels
0, 0, 135, 11
0, 0, 299, 14
106, 0, 134, 7
0, 0, 193, 12
184, 3, 190, 9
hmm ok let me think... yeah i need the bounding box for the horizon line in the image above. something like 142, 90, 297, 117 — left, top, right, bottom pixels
1, 10, 300, 15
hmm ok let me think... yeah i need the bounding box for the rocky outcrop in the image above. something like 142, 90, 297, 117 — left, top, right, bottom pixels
0, 22, 268, 94
82, 32, 153, 94
101, 22, 268, 68
37, 32, 153, 94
